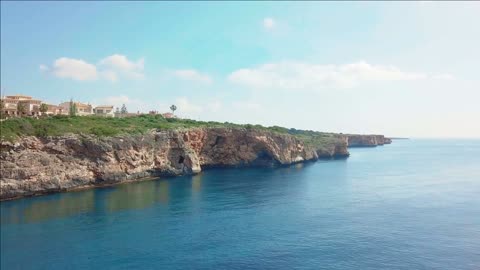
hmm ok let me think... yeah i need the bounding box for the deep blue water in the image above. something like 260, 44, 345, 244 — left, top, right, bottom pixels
1, 139, 480, 269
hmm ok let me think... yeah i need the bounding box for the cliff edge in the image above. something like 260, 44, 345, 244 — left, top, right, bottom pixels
0, 128, 388, 200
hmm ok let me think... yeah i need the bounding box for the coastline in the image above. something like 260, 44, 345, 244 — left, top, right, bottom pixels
0, 127, 391, 201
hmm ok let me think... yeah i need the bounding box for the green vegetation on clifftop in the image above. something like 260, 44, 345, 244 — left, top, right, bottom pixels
0, 115, 340, 147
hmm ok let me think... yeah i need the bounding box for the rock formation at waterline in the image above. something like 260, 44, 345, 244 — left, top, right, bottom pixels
0, 128, 389, 200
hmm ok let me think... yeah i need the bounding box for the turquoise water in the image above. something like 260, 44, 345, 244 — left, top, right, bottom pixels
1, 139, 480, 269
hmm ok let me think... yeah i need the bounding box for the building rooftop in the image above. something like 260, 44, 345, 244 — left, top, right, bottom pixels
60, 101, 91, 107
162, 112, 176, 118
5, 94, 33, 99
18, 99, 42, 103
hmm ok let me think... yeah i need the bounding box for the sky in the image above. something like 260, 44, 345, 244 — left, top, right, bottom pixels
1, 1, 479, 138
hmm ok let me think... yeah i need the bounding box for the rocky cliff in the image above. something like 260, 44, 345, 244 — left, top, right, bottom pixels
340, 134, 392, 147
0, 128, 388, 200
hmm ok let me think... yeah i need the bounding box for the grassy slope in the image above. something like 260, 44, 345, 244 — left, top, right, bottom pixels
0, 115, 342, 150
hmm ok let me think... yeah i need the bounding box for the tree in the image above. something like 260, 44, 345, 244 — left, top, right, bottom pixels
39, 103, 49, 116
121, 104, 128, 114
170, 104, 177, 114
17, 102, 27, 116
0, 99, 5, 119
69, 99, 77, 117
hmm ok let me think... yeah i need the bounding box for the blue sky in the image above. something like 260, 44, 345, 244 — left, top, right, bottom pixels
1, 1, 479, 138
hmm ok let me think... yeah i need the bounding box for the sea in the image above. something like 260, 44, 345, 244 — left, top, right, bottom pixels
1, 139, 479, 269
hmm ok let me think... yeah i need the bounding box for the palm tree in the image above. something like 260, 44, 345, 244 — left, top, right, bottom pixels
39, 103, 49, 116
17, 102, 27, 116
170, 104, 177, 114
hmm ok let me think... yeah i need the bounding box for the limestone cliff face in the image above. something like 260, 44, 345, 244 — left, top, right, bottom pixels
0, 128, 391, 200
0, 128, 349, 200
0, 130, 197, 200
339, 134, 392, 147
315, 137, 350, 158
184, 128, 323, 167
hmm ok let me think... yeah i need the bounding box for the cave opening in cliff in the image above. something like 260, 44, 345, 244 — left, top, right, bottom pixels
178, 156, 185, 164
253, 151, 280, 167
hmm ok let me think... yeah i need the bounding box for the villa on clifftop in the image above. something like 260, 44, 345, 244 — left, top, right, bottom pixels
1, 95, 46, 117
1, 94, 115, 118
59, 101, 93, 116
1, 93, 174, 119
93, 105, 114, 117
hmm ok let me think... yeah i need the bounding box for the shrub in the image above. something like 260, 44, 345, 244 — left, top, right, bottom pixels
89, 126, 117, 137
0, 115, 339, 152
34, 122, 57, 137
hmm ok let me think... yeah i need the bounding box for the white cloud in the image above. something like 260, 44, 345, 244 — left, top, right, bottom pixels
99, 54, 144, 71
228, 61, 453, 90
263, 17, 276, 30
99, 54, 145, 80
45, 57, 98, 81
41, 54, 144, 82
100, 70, 118, 82
173, 69, 213, 84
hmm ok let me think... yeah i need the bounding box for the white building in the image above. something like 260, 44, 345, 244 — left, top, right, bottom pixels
59, 101, 93, 116
2, 95, 41, 116
93, 105, 114, 117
